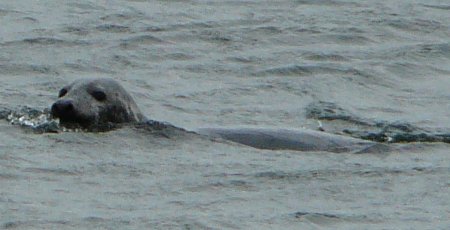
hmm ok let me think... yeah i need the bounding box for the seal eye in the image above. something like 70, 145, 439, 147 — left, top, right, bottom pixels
91, 90, 107, 101
58, 88, 68, 98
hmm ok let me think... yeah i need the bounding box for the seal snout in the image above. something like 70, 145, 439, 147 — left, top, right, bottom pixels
51, 99, 75, 119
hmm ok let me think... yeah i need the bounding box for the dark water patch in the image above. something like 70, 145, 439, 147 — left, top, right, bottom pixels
62, 26, 90, 36
377, 18, 442, 33
0, 8, 21, 16
20, 16, 38, 23
344, 129, 450, 143
2, 219, 131, 229
183, 64, 228, 75
315, 26, 372, 44
306, 101, 371, 126
108, 55, 136, 67
417, 43, 450, 58
95, 24, 130, 33
330, 27, 366, 34
69, 2, 106, 11
304, 53, 349, 62
100, 12, 143, 21
119, 34, 165, 48
90, 162, 148, 175
149, 217, 216, 230
0, 9, 8, 16
23, 37, 68, 45
385, 62, 425, 78
226, 56, 263, 64
23, 167, 80, 176
421, 4, 450, 11
142, 25, 166, 32
252, 26, 284, 35
0, 173, 20, 180
1, 37, 90, 47
164, 53, 195, 61
294, 0, 360, 6
254, 167, 444, 183
162, 21, 216, 33
381, 43, 450, 60
253, 170, 345, 181
2, 220, 70, 229
63, 62, 116, 74
3, 221, 17, 229
0, 107, 12, 120
291, 211, 379, 225
255, 65, 371, 77
188, 180, 255, 192
323, 34, 373, 44
290, 26, 322, 34
198, 30, 233, 44
0, 64, 60, 75
293, 212, 339, 219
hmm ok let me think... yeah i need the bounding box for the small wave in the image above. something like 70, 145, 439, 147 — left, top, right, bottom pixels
0, 64, 60, 75
69, 2, 105, 11
291, 211, 381, 225
1, 37, 90, 47
323, 34, 373, 44
2, 220, 69, 229
306, 101, 450, 143
252, 26, 283, 35
254, 167, 444, 183
62, 26, 90, 35
199, 30, 233, 43
95, 24, 130, 33
293, 211, 339, 219
0, 8, 21, 16
421, 4, 450, 10
226, 56, 263, 63
23, 167, 80, 176
119, 35, 165, 48
378, 18, 442, 33
164, 53, 195, 61
255, 65, 371, 78
295, 0, 360, 6
63, 63, 116, 74
305, 101, 371, 126
187, 180, 255, 192
385, 43, 450, 61
343, 128, 450, 143
304, 53, 349, 62
100, 12, 143, 21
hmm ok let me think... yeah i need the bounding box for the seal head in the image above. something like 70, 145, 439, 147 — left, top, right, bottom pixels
51, 78, 145, 130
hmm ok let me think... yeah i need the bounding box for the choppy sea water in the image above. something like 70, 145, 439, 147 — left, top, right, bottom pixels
1, 0, 449, 229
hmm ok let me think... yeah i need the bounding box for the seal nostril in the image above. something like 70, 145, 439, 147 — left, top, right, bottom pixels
51, 100, 75, 118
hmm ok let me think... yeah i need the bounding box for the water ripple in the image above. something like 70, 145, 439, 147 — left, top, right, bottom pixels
255, 65, 371, 77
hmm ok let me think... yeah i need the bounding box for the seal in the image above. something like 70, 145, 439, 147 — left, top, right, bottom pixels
51, 78, 375, 152
51, 78, 145, 130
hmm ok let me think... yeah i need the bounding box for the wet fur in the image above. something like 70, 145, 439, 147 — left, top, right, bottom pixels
52, 78, 145, 130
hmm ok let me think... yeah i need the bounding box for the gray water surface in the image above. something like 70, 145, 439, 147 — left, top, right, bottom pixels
1, 0, 449, 229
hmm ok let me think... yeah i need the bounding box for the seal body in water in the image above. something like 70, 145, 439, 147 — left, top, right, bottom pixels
51, 78, 375, 152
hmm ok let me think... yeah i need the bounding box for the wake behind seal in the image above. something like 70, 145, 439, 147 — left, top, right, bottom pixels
51, 78, 376, 152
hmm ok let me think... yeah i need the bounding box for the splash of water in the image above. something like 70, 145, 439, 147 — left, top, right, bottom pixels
6, 106, 59, 133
